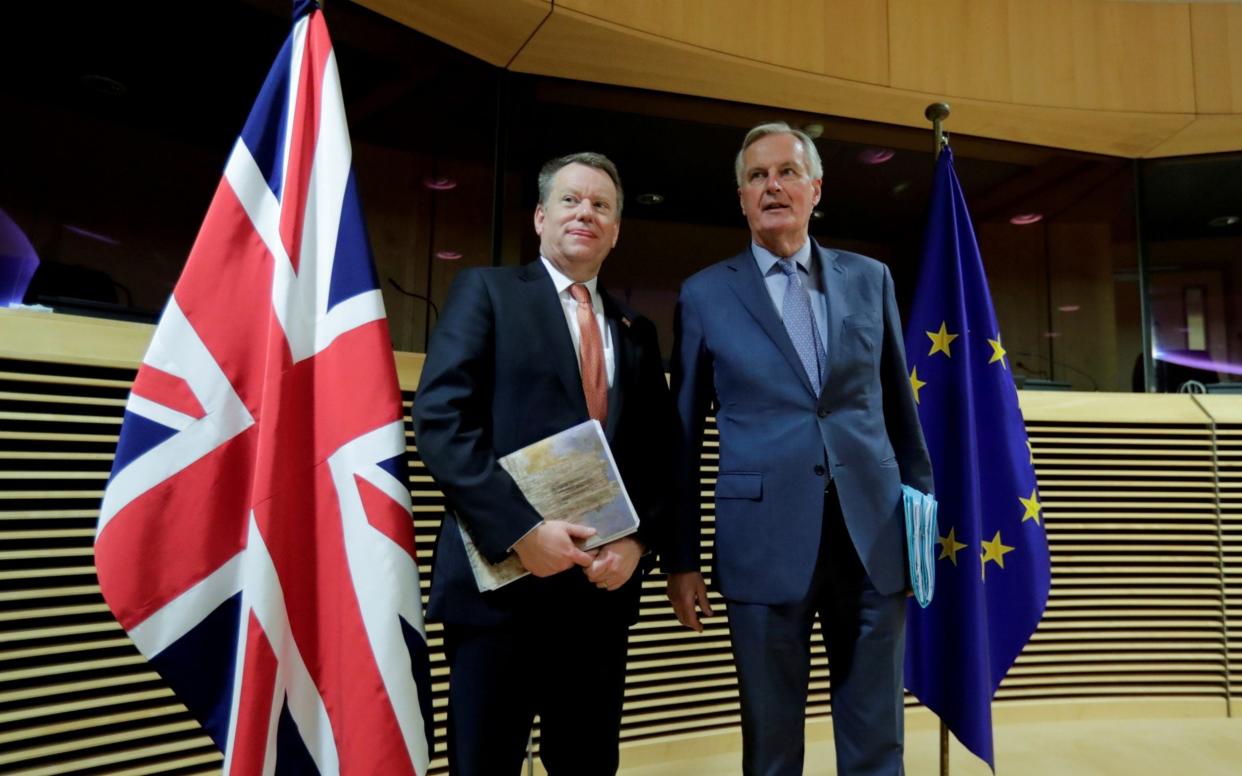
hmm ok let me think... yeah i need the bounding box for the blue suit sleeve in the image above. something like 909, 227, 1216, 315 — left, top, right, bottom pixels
880, 264, 934, 495
411, 269, 543, 563
665, 281, 715, 573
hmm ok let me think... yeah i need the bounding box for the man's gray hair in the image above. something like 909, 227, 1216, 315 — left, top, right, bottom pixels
537, 151, 624, 216
734, 122, 823, 187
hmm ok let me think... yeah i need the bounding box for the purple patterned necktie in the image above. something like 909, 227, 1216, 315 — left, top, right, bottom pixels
777, 258, 827, 394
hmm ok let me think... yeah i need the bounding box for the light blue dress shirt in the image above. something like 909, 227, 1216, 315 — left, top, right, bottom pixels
751, 240, 829, 350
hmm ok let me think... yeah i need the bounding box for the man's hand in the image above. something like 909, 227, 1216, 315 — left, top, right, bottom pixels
667, 571, 714, 632
512, 521, 597, 577
585, 536, 644, 592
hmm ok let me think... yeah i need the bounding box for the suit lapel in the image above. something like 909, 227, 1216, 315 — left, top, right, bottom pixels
724, 249, 817, 397
816, 243, 847, 394
517, 261, 588, 418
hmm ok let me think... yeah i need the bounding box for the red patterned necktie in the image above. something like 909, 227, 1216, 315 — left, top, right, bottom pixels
569, 283, 608, 425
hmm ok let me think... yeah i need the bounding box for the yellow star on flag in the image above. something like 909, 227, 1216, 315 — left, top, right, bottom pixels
937, 526, 968, 566
1020, 488, 1042, 525
988, 333, 1007, 369
980, 530, 1015, 580
926, 322, 958, 358
909, 366, 927, 404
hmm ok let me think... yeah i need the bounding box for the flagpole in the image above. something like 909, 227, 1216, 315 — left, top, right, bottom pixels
925, 99, 952, 776
925, 102, 951, 159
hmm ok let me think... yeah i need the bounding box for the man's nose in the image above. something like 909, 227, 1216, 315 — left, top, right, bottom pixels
765, 174, 783, 192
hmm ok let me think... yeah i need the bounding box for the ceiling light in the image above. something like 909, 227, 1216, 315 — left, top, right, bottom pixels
1057, 304, 1080, 313
1010, 213, 1043, 226
858, 148, 895, 165
423, 177, 457, 191
811, 210, 825, 220
802, 123, 824, 139
635, 193, 664, 206
1209, 215, 1240, 227
435, 250, 462, 260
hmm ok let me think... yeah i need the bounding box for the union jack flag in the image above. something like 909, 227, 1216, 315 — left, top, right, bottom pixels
95, 3, 432, 773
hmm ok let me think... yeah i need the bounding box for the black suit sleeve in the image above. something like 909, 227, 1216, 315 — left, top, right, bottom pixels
623, 315, 679, 561
411, 269, 543, 562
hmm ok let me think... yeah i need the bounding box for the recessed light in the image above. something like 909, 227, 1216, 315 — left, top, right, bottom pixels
1209, 215, 1240, 227
802, 123, 824, 139
435, 250, 462, 260
1057, 304, 1080, 313
423, 177, 457, 191
811, 210, 825, 220
858, 148, 895, 165
1010, 213, 1043, 226
635, 193, 664, 206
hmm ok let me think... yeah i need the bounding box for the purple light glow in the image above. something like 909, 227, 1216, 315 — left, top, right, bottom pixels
0, 208, 40, 306
858, 148, 895, 165
423, 177, 457, 191
435, 250, 462, 261
1155, 350, 1242, 377
1010, 213, 1044, 226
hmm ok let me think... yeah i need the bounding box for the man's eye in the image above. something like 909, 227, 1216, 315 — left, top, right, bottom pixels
749, 171, 764, 181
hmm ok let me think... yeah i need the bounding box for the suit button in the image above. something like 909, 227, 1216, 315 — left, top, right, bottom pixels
813, 464, 826, 476
817, 408, 828, 418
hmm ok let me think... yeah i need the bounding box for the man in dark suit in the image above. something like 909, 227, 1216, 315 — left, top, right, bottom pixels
665, 123, 933, 775
412, 152, 674, 776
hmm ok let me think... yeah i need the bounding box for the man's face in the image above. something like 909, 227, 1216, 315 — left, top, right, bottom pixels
535, 163, 621, 280
738, 133, 822, 251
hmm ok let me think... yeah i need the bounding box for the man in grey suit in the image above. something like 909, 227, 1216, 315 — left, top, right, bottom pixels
665, 122, 933, 775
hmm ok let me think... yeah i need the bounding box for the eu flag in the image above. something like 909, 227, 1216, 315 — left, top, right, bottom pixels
903, 146, 1051, 768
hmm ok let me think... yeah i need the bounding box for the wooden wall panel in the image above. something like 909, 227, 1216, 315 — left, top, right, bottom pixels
560, 0, 889, 85
509, 5, 1191, 157
350, 0, 550, 67
362, 0, 1242, 157
1191, 3, 1242, 115
889, 0, 1196, 114
2, 314, 1241, 772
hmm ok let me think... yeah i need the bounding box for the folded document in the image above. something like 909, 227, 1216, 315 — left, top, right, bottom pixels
902, 485, 938, 608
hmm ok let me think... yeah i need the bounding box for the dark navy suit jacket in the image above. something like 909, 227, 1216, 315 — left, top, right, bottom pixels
667, 243, 933, 600
413, 261, 675, 628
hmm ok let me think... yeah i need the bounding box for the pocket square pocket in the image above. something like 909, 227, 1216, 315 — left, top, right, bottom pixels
715, 472, 763, 500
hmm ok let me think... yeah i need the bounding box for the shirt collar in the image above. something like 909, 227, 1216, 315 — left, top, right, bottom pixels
752, 239, 814, 277
541, 255, 599, 298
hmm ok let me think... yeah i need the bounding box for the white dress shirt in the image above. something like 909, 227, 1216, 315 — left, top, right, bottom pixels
541, 256, 616, 387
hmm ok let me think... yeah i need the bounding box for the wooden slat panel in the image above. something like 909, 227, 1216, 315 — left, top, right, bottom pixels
2, 327, 1241, 772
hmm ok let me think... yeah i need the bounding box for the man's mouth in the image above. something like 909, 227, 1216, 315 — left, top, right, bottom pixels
762, 203, 789, 212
